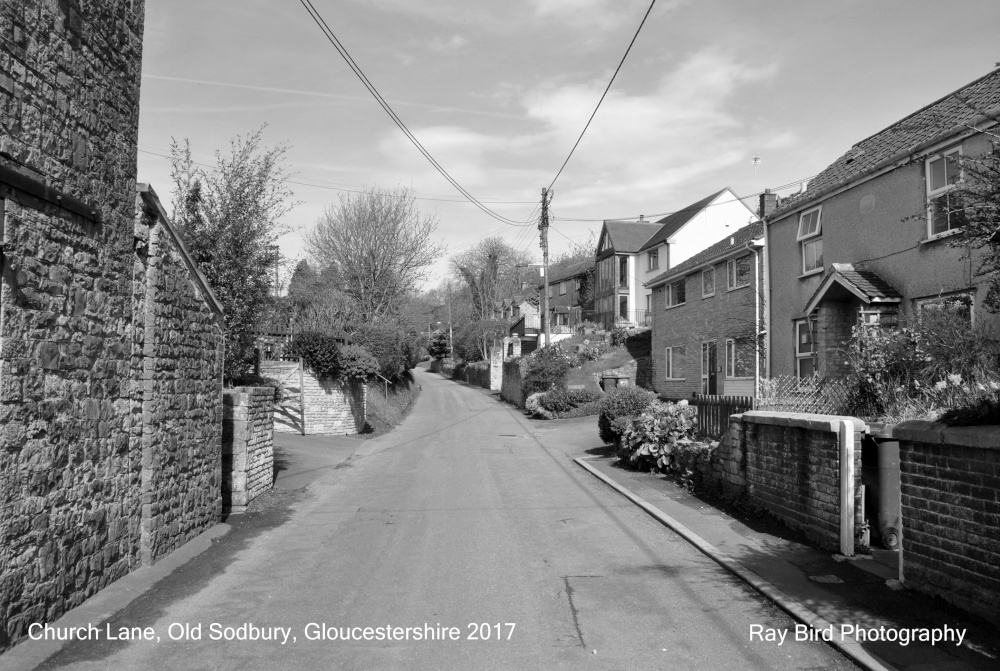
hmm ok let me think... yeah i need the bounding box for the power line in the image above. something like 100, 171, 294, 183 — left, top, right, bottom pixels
297, 0, 533, 227
546, 0, 658, 192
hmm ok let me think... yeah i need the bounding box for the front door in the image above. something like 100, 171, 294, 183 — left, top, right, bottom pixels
707, 342, 718, 395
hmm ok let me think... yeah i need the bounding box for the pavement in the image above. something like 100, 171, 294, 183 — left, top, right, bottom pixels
1, 370, 997, 670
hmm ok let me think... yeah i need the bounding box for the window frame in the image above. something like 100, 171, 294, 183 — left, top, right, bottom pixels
794, 319, 817, 379
664, 279, 686, 308
725, 338, 753, 379
727, 254, 752, 290
559, 281, 567, 296
926, 147, 964, 239
701, 341, 710, 393
647, 248, 659, 271
664, 345, 684, 380
702, 267, 715, 297
797, 206, 823, 276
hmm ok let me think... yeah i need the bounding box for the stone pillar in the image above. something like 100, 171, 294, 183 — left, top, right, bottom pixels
222, 387, 275, 513
489, 348, 503, 390
511, 336, 522, 358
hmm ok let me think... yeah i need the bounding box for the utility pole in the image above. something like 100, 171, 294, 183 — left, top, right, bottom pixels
447, 281, 454, 359
540, 188, 552, 348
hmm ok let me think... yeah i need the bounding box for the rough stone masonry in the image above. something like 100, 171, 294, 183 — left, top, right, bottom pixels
0, 0, 226, 651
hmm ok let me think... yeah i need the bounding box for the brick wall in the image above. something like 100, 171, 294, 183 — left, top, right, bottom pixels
892, 422, 1000, 626
222, 388, 274, 513
738, 412, 864, 552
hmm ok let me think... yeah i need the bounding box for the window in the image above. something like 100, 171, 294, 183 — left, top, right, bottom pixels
926, 148, 966, 237
559, 281, 567, 296
548, 285, 553, 298
797, 206, 823, 274
916, 292, 973, 325
575, 278, 582, 291
618, 256, 629, 289
647, 248, 659, 271
702, 267, 715, 297
665, 279, 686, 308
795, 320, 816, 379
701, 342, 710, 393
727, 254, 751, 289
725, 339, 753, 378
664, 346, 684, 380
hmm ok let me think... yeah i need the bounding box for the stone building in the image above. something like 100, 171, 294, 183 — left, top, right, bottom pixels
1, 0, 226, 650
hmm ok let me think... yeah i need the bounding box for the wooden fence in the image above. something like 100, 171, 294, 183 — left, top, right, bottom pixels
692, 393, 755, 438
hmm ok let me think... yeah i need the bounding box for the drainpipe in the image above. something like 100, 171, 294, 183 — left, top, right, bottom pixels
839, 420, 856, 557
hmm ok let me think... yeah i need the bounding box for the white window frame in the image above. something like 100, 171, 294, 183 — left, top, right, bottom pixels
797, 206, 823, 276
701, 341, 710, 393
702, 267, 715, 297
647, 248, 659, 271
559, 281, 567, 296
664, 279, 686, 308
727, 255, 751, 290
794, 319, 816, 379
664, 346, 684, 380
926, 147, 964, 239
725, 338, 753, 379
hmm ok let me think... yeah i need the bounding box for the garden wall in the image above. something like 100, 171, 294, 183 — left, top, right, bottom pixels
434, 354, 502, 392
891, 421, 1000, 626
259, 361, 365, 435
501, 358, 529, 408
222, 388, 275, 514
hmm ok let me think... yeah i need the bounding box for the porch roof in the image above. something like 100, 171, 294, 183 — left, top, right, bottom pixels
804, 263, 902, 315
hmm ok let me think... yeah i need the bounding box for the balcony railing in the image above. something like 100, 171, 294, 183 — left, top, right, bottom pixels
581, 310, 651, 330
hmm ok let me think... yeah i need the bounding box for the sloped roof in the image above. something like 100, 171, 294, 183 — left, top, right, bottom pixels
645, 220, 764, 288
804, 263, 902, 314
548, 259, 593, 284
639, 188, 729, 252
601, 221, 663, 253
775, 68, 1000, 216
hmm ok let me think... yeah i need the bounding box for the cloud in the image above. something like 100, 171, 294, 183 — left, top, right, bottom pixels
428, 34, 468, 51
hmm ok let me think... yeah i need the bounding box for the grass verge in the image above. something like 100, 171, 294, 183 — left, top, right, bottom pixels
361, 372, 421, 438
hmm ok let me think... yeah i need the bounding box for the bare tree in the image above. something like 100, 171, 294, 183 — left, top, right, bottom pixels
305, 186, 445, 324
451, 236, 534, 320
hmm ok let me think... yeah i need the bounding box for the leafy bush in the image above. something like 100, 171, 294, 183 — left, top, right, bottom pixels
226, 373, 286, 404
597, 385, 656, 444
939, 385, 1000, 426
352, 324, 409, 381
555, 400, 603, 419
608, 323, 629, 347
286, 331, 343, 378
539, 388, 603, 413
616, 400, 697, 471
577, 340, 607, 362
428, 332, 450, 360
338, 344, 381, 380
523, 345, 572, 396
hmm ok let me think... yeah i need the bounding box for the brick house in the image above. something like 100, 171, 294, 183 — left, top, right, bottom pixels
1, 1, 227, 650
542, 259, 593, 330
766, 68, 1000, 380
595, 189, 758, 328
646, 219, 766, 400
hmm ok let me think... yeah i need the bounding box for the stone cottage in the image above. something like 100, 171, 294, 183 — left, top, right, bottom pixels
1, 0, 226, 650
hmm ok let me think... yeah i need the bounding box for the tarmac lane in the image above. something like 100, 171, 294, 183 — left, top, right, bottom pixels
27, 368, 858, 670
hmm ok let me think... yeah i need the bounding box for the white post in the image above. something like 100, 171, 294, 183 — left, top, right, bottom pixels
839, 420, 855, 557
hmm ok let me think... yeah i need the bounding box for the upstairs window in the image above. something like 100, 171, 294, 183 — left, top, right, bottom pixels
559, 281, 567, 296
647, 248, 659, 271
926, 148, 966, 237
727, 254, 751, 289
665, 279, 686, 308
797, 206, 823, 275
618, 256, 629, 289
702, 267, 715, 297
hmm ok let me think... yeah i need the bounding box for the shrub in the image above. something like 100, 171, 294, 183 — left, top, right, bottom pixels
617, 400, 697, 472
608, 323, 629, 347
338, 344, 381, 380
939, 385, 1000, 426
577, 340, 607, 362
597, 385, 656, 444
539, 388, 603, 413
523, 345, 572, 396
286, 331, 342, 378
226, 373, 285, 404
353, 324, 410, 381
555, 400, 603, 419
428, 332, 450, 360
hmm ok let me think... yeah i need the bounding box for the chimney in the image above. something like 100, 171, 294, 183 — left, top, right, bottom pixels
758, 188, 778, 219
638, 214, 645, 222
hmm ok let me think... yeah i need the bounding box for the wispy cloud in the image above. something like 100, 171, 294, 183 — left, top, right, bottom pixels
428, 34, 468, 51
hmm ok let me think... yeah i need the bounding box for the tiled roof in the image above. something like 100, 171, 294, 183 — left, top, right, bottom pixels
774, 68, 1000, 216
645, 221, 764, 288
804, 263, 902, 314
547, 259, 593, 284
601, 221, 663, 253
639, 188, 729, 252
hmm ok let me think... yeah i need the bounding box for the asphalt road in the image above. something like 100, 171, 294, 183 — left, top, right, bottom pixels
36, 369, 857, 670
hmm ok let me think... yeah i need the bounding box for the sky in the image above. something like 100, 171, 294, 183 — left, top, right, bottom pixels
136, 0, 1000, 287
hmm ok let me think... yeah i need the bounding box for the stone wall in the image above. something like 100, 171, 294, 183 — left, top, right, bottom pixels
222, 388, 274, 513
740, 412, 864, 552
260, 360, 303, 434
301, 368, 366, 435
892, 422, 1000, 626
0, 0, 227, 651
500, 358, 529, 408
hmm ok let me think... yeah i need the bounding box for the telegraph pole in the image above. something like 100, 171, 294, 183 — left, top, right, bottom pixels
540, 188, 551, 348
